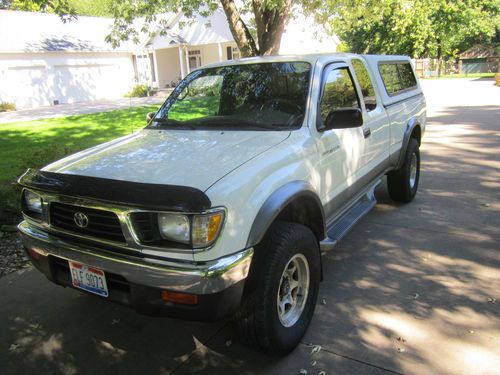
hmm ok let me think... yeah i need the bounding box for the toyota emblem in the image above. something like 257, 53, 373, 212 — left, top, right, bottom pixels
74, 212, 89, 228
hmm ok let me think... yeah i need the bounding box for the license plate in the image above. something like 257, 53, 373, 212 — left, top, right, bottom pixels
69, 261, 109, 297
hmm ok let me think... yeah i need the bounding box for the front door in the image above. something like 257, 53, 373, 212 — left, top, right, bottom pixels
188, 50, 202, 70
316, 63, 366, 219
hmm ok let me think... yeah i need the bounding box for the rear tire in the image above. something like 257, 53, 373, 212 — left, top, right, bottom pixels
387, 138, 420, 202
235, 222, 320, 354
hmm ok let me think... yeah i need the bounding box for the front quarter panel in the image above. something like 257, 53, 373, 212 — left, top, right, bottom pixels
195, 128, 321, 262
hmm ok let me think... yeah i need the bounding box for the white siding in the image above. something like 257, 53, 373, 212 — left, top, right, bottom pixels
0, 52, 134, 109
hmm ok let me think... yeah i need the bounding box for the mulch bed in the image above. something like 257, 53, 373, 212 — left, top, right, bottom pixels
0, 231, 30, 277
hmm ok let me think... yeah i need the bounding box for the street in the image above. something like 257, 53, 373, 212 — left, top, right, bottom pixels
1, 78, 499, 375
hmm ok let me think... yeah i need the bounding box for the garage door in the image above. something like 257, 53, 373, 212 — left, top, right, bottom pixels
53, 64, 122, 104
0, 65, 51, 109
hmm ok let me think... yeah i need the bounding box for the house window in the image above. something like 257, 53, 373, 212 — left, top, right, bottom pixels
232, 47, 241, 60
188, 50, 202, 70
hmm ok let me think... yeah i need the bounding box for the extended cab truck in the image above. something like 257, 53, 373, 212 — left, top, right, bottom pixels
18, 53, 425, 354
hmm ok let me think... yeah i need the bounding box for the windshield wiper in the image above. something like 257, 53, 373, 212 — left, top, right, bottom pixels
187, 117, 286, 130
149, 118, 197, 130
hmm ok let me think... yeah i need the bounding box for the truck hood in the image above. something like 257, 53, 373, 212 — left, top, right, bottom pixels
43, 129, 290, 191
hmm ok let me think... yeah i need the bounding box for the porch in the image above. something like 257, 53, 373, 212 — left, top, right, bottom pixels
133, 42, 240, 89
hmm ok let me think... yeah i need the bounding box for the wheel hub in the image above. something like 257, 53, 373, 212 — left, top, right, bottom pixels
277, 253, 310, 327
409, 153, 418, 189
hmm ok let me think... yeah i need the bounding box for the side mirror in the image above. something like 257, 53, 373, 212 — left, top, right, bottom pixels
322, 108, 363, 131
146, 112, 155, 123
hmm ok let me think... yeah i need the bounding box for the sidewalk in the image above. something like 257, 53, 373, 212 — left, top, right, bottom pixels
0, 97, 165, 124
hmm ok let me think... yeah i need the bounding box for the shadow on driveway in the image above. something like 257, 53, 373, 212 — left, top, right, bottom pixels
1, 88, 499, 375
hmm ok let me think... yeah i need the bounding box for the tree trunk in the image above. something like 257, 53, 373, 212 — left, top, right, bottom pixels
437, 41, 442, 78
220, 0, 258, 57
252, 0, 292, 55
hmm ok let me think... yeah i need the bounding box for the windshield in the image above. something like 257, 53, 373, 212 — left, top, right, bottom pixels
150, 62, 311, 130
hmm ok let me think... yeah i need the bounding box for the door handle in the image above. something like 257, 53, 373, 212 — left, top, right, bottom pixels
363, 128, 371, 139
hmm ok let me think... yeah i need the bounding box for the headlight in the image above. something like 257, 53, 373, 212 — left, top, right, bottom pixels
154, 209, 225, 249
24, 190, 42, 214
158, 213, 191, 244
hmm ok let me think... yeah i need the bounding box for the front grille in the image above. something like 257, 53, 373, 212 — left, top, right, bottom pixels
50, 202, 126, 243
129, 212, 159, 243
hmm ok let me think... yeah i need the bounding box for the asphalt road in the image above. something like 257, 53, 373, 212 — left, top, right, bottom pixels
1, 78, 499, 375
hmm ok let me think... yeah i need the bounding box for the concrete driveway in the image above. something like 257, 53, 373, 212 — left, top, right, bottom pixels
1, 78, 499, 375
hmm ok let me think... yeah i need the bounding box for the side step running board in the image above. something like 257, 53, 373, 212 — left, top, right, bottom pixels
319, 180, 379, 252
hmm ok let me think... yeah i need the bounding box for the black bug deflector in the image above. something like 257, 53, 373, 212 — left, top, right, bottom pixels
18, 168, 212, 212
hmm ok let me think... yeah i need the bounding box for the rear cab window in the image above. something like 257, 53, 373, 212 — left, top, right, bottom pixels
378, 62, 417, 96
352, 59, 377, 111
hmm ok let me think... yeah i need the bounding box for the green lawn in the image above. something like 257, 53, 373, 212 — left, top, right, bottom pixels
169, 96, 220, 121
0, 105, 159, 224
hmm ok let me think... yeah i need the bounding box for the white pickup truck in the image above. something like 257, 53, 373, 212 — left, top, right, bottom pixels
18, 53, 425, 354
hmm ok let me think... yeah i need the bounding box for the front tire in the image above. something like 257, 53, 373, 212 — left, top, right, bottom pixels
387, 138, 420, 202
235, 222, 320, 354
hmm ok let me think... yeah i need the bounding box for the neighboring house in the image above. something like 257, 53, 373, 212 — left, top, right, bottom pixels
459, 45, 499, 74
0, 10, 339, 110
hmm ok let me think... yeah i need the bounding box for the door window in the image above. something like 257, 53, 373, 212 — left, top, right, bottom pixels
319, 67, 360, 127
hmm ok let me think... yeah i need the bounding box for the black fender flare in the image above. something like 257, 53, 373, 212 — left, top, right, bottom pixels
245, 180, 325, 248
396, 118, 421, 170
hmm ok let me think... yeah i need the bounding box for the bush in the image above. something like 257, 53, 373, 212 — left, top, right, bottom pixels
0, 102, 16, 112
125, 84, 151, 98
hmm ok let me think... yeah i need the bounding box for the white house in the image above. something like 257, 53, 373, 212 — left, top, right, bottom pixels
0, 10, 339, 110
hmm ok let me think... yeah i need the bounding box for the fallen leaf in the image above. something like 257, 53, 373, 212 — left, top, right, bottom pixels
321, 298, 327, 305
317, 371, 326, 375
311, 360, 317, 367
299, 369, 308, 375
225, 340, 232, 347
481, 203, 490, 207
487, 297, 496, 304
9, 343, 20, 352
397, 347, 406, 353
468, 330, 474, 334
412, 293, 420, 300
311, 345, 322, 354
111, 319, 120, 325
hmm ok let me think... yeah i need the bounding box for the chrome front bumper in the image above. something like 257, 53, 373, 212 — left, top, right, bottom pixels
18, 221, 253, 295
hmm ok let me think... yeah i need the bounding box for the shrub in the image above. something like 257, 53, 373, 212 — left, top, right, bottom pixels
0, 102, 16, 112
125, 84, 151, 98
